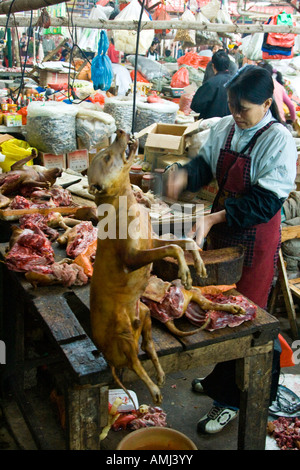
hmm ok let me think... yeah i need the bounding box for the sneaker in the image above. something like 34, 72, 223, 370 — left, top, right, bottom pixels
197, 406, 238, 434
191, 378, 205, 393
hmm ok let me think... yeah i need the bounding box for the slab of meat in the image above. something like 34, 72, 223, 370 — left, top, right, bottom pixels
19, 213, 59, 241
22, 185, 72, 207
267, 417, 300, 450
59, 221, 98, 258
142, 279, 256, 333
5, 228, 55, 273
25, 262, 89, 287
185, 293, 257, 331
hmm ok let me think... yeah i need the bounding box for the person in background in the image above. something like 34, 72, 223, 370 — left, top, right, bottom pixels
190, 50, 231, 119
258, 61, 296, 125
203, 45, 237, 83
232, 45, 243, 68
147, 41, 159, 61
20, 32, 27, 59
107, 38, 119, 64
165, 65, 297, 435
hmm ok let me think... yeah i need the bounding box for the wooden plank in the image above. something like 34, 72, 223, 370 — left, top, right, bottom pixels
289, 278, 300, 299
281, 225, 300, 243
0, 205, 80, 220
237, 348, 274, 450
277, 250, 299, 339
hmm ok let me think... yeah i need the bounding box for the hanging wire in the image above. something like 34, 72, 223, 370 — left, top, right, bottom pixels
131, 0, 146, 136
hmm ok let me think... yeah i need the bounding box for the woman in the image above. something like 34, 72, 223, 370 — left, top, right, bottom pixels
166, 65, 297, 434
258, 61, 296, 124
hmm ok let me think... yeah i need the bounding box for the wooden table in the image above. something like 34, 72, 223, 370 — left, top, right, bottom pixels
0, 244, 279, 451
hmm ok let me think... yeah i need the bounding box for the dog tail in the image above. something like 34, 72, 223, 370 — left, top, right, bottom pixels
111, 365, 138, 411
165, 317, 210, 336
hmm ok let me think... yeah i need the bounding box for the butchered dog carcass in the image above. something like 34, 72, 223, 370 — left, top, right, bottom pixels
87, 129, 209, 405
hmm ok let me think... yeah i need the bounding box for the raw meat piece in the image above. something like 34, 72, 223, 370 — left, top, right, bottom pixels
5, 228, 55, 273
267, 416, 300, 450
185, 294, 257, 331
64, 221, 98, 258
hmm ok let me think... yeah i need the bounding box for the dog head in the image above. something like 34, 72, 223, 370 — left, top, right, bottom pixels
88, 129, 138, 198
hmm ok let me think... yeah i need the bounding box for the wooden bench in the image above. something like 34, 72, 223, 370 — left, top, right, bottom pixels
0, 242, 280, 451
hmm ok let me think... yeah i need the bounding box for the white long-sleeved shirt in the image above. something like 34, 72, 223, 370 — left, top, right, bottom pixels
196, 110, 297, 199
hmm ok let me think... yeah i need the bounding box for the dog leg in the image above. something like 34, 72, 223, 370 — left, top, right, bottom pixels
123, 245, 193, 289
186, 287, 246, 316
140, 303, 165, 387
152, 237, 207, 278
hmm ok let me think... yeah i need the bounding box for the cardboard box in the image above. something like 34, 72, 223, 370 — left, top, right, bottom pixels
39, 152, 66, 169
197, 179, 219, 203
136, 122, 200, 156
39, 69, 69, 87
67, 149, 89, 171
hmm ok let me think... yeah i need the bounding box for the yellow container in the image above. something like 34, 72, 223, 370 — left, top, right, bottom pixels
116, 427, 198, 450
0, 138, 37, 172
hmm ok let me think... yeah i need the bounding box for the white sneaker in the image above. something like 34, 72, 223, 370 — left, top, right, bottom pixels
191, 378, 205, 393
197, 406, 238, 434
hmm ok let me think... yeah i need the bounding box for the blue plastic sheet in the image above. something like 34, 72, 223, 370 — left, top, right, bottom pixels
91, 30, 114, 91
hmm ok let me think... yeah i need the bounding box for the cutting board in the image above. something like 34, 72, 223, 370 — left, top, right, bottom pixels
152, 245, 245, 287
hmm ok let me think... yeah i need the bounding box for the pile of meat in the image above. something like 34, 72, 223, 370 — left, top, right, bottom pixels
267, 417, 300, 450
185, 293, 257, 331
5, 220, 98, 287
142, 281, 257, 332
112, 405, 167, 432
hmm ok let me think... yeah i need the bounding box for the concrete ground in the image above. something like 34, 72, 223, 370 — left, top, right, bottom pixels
0, 310, 299, 451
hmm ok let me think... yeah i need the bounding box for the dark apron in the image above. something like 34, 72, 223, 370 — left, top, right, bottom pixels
207, 121, 281, 309
202, 121, 281, 407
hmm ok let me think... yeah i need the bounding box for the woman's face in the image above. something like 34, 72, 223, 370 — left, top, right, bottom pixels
228, 95, 272, 129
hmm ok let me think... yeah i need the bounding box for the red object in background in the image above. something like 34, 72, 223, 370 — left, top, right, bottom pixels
130, 70, 149, 83
171, 67, 189, 88
152, 2, 171, 34
178, 51, 210, 69
91, 92, 105, 106
17, 107, 27, 125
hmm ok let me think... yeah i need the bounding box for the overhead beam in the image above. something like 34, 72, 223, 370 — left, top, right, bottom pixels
1, 17, 300, 34
0, 0, 68, 14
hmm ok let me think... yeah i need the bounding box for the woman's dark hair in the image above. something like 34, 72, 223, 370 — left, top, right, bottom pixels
225, 64, 283, 123
258, 60, 284, 85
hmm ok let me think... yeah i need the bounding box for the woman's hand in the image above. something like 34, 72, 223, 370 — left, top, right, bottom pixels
189, 210, 226, 247
165, 167, 188, 200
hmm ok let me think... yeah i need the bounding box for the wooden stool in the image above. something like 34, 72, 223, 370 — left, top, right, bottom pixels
269, 226, 300, 339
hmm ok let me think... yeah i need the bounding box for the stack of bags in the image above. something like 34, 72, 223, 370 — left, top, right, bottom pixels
262, 11, 296, 60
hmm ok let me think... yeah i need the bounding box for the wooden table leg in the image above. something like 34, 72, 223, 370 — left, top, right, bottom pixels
236, 342, 273, 450
64, 383, 109, 450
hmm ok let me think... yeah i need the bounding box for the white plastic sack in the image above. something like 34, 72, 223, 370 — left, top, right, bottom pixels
241, 33, 263, 61
127, 55, 170, 81
195, 11, 221, 45
76, 101, 116, 149
174, 9, 196, 47
27, 102, 78, 154
113, 0, 154, 55
77, 5, 112, 53
111, 63, 132, 96
201, 0, 221, 21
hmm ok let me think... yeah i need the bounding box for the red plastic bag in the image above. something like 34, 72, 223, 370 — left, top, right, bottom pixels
178, 52, 211, 69
179, 93, 194, 115
130, 70, 149, 83
265, 15, 296, 48
171, 67, 189, 88
262, 50, 294, 60
152, 2, 171, 34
